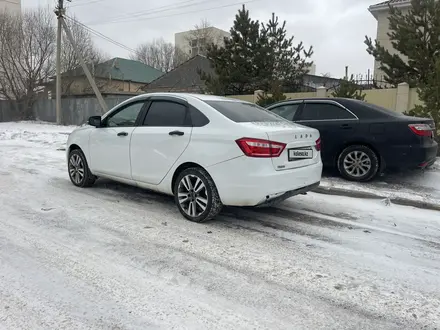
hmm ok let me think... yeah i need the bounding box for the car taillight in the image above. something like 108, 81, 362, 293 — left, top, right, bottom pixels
408, 124, 433, 137
315, 137, 321, 151
235, 137, 286, 158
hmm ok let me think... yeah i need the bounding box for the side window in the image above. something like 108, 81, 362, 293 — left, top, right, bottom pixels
300, 103, 356, 121
106, 102, 145, 127
189, 106, 209, 127
143, 101, 188, 127
270, 104, 300, 121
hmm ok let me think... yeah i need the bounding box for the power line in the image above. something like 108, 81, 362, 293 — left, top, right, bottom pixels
64, 0, 262, 60
64, 16, 144, 58
85, 0, 262, 26
66, 0, 136, 20
68, 0, 201, 25
68, 0, 106, 8
64, 16, 140, 55
84, 0, 216, 26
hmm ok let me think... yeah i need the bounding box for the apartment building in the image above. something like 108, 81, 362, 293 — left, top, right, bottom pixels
175, 26, 230, 56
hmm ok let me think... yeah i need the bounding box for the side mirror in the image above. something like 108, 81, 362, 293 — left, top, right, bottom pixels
88, 116, 102, 128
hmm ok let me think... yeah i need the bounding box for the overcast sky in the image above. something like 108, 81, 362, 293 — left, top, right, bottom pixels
24, 0, 381, 78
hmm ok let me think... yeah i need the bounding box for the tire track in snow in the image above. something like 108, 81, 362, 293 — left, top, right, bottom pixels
7, 173, 439, 328
51, 175, 440, 250
0, 191, 403, 330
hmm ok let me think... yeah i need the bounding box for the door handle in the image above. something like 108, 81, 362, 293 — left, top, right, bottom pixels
117, 132, 128, 136
169, 130, 184, 136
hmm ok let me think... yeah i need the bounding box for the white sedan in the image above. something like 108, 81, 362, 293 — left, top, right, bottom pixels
67, 93, 323, 222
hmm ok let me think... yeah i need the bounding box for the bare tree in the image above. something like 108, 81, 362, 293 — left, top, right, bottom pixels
0, 9, 108, 116
185, 19, 224, 56
59, 17, 109, 95
61, 18, 106, 73
130, 38, 188, 73
0, 8, 55, 119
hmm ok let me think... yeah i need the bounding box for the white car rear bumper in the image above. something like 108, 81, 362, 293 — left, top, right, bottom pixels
207, 156, 323, 207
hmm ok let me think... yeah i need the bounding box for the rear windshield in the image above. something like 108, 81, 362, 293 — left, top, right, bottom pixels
205, 100, 284, 123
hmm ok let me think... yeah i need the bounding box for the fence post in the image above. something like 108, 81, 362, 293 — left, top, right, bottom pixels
396, 82, 410, 113
316, 86, 327, 98
254, 90, 264, 103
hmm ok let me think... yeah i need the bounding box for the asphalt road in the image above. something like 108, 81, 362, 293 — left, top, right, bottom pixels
1, 126, 440, 329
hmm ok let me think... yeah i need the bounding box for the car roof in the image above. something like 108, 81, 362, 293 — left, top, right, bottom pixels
128, 92, 247, 103
266, 97, 404, 119
103, 92, 251, 118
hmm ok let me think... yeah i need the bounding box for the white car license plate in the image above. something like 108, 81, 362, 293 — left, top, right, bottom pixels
288, 148, 313, 160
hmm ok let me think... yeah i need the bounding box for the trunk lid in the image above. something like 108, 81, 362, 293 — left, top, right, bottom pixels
238, 121, 320, 171
401, 115, 435, 126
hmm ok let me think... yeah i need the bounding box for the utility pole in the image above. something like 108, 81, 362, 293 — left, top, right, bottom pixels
60, 19, 108, 113
55, 1, 108, 119
55, 0, 65, 125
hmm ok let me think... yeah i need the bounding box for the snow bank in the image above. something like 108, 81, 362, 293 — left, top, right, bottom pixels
321, 159, 440, 206
0, 121, 75, 150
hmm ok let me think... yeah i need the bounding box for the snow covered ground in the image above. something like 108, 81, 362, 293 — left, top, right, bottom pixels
1, 122, 440, 329
321, 161, 440, 207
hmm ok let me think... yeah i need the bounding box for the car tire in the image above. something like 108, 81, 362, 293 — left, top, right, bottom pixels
68, 149, 96, 188
174, 167, 223, 222
337, 145, 379, 182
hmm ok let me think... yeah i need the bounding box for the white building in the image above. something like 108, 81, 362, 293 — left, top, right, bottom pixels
175, 27, 230, 57
368, 0, 411, 81
0, 0, 21, 13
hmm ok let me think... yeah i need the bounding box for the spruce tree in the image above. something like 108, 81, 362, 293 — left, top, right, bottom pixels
405, 57, 440, 133
364, 0, 440, 136
200, 5, 261, 95
365, 0, 440, 87
256, 81, 287, 107
331, 75, 366, 101
201, 6, 313, 98
260, 13, 313, 93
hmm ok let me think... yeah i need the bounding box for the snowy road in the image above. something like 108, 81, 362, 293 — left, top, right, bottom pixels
1, 123, 440, 329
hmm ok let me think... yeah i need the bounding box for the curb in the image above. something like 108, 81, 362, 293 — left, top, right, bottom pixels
314, 186, 440, 212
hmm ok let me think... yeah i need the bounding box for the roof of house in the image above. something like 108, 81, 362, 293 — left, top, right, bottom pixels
372, 0, 408, 5
303, 74, 342, 89
369, 0, 411, 12
62, 57, 164, 84
144, 54, 343, 93
143, 55, 214, 92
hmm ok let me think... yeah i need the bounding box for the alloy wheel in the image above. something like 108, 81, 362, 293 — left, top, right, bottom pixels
343, 151, 372, 178
69, 154, 85, 185
177, 174, 209, 218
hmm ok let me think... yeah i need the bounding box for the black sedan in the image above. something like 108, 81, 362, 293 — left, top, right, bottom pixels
266, 98, 438, 182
